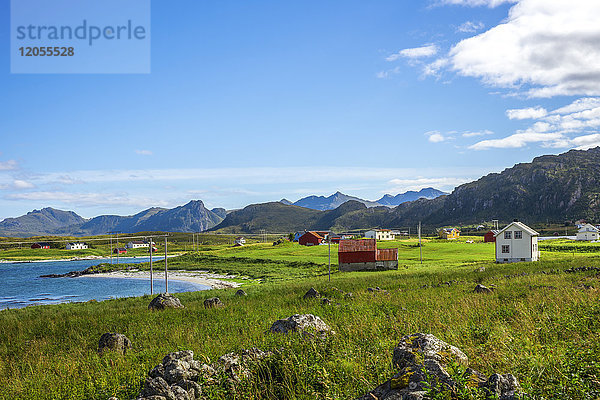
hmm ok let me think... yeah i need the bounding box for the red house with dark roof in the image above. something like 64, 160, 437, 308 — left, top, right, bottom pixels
31, 242, 50, 249
338, 239, 398, 271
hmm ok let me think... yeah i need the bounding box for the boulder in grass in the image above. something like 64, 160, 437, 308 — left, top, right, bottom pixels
204, 297, 224, 309
235, 289, 247, 297
98, 333, 132, 355
357, 333, 523, 400
148, 293, 184, 310
474, 284, 494, 293
303, 287, 320, 299
270, 314, 332, 336
137, 348, 272, 399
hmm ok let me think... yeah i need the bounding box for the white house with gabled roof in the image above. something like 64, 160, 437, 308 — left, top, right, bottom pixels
494, 221, 539, 263
364, 229, 395, 241
576, 224, 599, 241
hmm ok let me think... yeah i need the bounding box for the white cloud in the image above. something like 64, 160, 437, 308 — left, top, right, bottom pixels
469, 131, 563, 150
470, 97, 600, 150
135, 149, 153, 156
423, 58, 449, 77
387, 177, 470, 192
506, 106, 547, 120
425, 130, 448, 143
456, 21, 485, 33
550, 98, 600, 115
571, 133, 600, 150
446, 0, 600, 97
376, 66, 401, 79
462, 130, 493, 137
386, 45, 439, 61
5, 191, 171, 208
0, 160, 18, 170
12, 180, 34, 189
436, 0, 516, 7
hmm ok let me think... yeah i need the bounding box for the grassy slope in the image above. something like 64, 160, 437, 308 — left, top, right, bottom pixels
1, 241, 600, 399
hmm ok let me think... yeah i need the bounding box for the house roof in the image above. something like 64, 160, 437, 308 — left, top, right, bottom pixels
302, 231, 324, 240
486, 230, 500, 235
494, 221, 539, 237
439, 228, 459, 233
578, 224, 600, 232
339, 239, 376, 252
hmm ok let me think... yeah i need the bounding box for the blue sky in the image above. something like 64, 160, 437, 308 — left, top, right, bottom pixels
1, 0, 600, 219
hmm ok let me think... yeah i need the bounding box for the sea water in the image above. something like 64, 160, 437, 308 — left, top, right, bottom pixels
0, 257, 210, 309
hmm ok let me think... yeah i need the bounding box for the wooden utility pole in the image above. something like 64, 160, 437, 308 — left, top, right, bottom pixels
328, 234, 331, 282
418, 222, 423, 266
149, 236, 153, 295
164, 236, 168, 293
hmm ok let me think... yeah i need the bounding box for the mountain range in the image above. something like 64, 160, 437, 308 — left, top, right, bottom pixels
2, 147, 599, 237
0, 200, 225, 237
211, 147, 600, 233
284, 188, 446, 210
0, 189, 446, 237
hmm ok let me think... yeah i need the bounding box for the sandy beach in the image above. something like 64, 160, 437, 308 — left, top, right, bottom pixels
85, 269, 241, 290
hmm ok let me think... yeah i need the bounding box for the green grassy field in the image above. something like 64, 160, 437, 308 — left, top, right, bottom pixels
1, 239, 600, 399
0, 233, 254, 261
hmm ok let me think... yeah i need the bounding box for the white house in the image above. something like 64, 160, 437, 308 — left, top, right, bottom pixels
494, 221, 539, 263
66, 242, 88, 250
364, 229, 395, 241
576, 224, 599, 241
127, 240, 150, 249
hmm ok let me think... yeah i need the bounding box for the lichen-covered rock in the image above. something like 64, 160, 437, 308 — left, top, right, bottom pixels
474, 284, 493, 293
303, 287, 320, 299
148, 293, 184, 311
137, 348, 272, 399
270, 314, 332, 335
393, 333, 468, 370
98, 333, 132, 355
215, 348, 272, 382
204, 297, 224, 309
358, 333, 523, 400
481, 373, 523, 400
139, 376, 176, 400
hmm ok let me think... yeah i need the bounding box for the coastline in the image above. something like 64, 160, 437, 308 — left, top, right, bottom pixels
0, 254, 179, 264
83, 269, 241, 290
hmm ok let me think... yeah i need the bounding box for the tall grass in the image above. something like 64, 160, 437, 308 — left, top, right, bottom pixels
1, 254, 600, 399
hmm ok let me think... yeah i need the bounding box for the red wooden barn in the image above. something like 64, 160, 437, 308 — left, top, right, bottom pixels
338, 239, 398, 271
113, 247, 127, 254
484, 230, 499, 243
298, 231, 325, 246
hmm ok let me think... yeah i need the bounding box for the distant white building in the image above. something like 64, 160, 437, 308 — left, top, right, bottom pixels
576, 224, 599, 241
364, 229, 395, 241
494, 221, 539, 263
234, 237, 246, 246
66, 242, 88, 250
127, 241, 150, 249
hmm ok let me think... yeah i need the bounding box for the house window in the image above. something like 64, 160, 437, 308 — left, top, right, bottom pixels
533, 244, 537, 251
514, 231, 522, 239
502, 245, 510, 253
504, 231, 512, 239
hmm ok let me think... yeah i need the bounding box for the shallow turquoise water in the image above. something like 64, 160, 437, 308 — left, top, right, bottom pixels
0, 257, 209, 309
